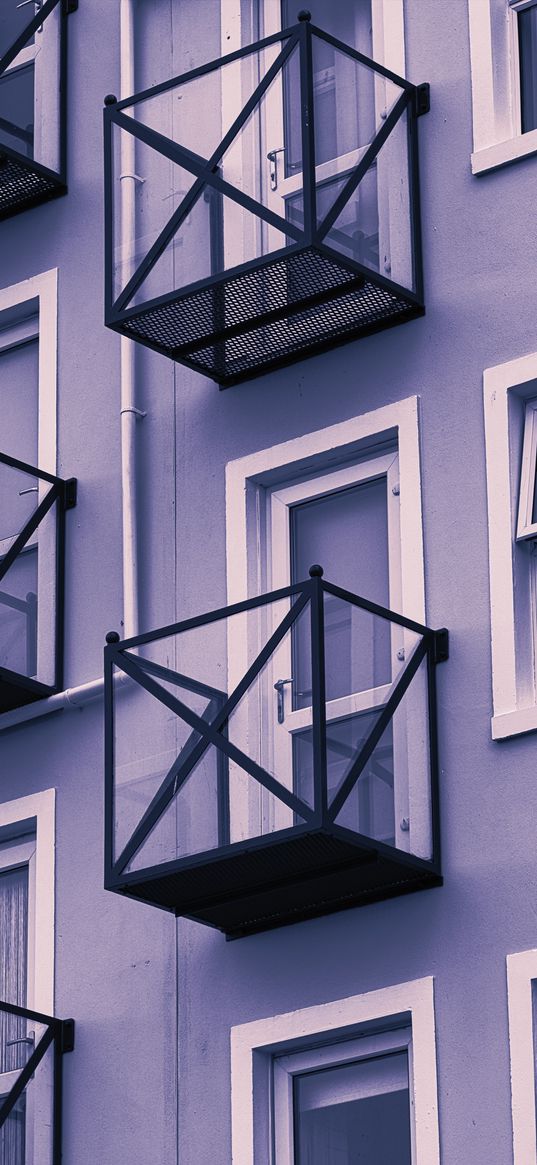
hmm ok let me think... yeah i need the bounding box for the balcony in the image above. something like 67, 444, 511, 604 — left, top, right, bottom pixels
104, 14, 429, 387
105, 567, 447, 938
0, 0, 77, 221
0, 1000, 74, 1164
0, 452, 77, 713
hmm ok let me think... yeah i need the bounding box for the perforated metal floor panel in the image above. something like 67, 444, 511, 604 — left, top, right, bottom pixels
117, 247, 423, 386
0, 153, 65, 221
112, 829, 442, 937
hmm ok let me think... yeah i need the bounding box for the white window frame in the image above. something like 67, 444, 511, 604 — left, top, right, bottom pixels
507, 948, 537, 1165
483, 350, 537, 739
468, 0, 537, 175
230, 975, 440, 1164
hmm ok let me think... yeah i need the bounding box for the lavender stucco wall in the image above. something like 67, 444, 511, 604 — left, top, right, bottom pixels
1, 0, 536, 1162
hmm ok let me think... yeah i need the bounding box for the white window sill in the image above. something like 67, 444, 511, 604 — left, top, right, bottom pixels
472, 128, 537, 175
492, 705, 537, 740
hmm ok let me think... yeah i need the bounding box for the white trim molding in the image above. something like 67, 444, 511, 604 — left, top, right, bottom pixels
483, 350, 537, 739
507, 948, 537, 1164
0, 269, 58, 475
468, 0, 537, 175
0, 789, 55, 1014
225, 396, 426, 623
230, 976, 440, 1164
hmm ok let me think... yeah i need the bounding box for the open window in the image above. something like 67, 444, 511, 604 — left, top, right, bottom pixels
0, 0, 77, 219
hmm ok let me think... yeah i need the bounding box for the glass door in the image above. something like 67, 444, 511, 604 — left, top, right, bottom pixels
268, 453, 411, 847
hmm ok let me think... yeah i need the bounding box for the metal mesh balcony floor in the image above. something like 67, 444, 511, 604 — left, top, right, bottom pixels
114, 829, 442, 938
0, 153, 65, 221
118, 247, 423, 387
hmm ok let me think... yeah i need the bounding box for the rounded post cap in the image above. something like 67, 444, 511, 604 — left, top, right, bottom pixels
105, 631, 120, 644
104, 94, 117, 106
309, 563, 324, 577
298, 10, 311, 21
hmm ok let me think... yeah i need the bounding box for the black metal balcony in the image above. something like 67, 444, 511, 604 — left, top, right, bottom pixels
0, 452, 77, 713
0, 0, 77, 221
0, 1000, 74, 1165
104, 15, 428, 387
104, 567, 447, 938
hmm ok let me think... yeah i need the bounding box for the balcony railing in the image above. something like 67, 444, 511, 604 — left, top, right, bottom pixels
0, 452, 77, 713
0, 1001, 74, 1165
104, 14, 429, 387
0, 0, 77, 221
105, 567, 448, 938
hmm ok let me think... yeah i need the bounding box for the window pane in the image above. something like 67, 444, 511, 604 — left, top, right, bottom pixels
294, 1051, 412, 1164
290, 477, 391, 706
0, 336, 38, 470
518, 6, 537, 133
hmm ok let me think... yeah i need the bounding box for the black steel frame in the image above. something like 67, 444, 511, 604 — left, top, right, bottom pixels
0, 451, 77, 709
104, 569, 448, 933
103, 17, 429, 385
0, 1000, 74, 1165
0, 0, 77, 221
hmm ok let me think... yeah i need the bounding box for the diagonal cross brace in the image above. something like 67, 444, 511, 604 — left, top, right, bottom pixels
111, 33, 301, 313
112, 591, 313, 874
328, 635, 428, 823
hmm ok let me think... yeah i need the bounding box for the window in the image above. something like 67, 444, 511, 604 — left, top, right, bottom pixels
226, 396, 429, 856
273, 1028, 412, 1165
0, 790, 55, 1164
230, 976, 440, 1164
483, 351, 537, 738
0, 272, 60, 705
507, 948, 537, 1163
0, 0, 62, 172
468, 0, 537, 174
516, 398, 537, 541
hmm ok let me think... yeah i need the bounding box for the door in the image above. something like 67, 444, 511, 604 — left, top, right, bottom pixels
259, 0, 411, 287
267, 452, 411, 848
0, 0, 60, 172
0, 325, 40, 684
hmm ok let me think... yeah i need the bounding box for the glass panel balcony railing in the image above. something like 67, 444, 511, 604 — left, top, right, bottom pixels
0, 1001, 74, 1165
0, 0, 77, 221
0, 452, 77, 713
103, 14, 429, 388
104, 566, 448, 939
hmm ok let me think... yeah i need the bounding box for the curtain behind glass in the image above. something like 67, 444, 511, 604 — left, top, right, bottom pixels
0, 865, 28, 1165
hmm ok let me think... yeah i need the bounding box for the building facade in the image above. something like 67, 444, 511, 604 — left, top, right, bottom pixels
1, 0, 537, 1162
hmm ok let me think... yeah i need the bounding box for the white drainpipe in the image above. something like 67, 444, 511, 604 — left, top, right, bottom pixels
0, 0, 139, 733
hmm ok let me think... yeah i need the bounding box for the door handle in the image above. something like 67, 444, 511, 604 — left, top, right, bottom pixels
274, 677, 292, 723
267, 147, 286, 191
6, 1032, 34, 1047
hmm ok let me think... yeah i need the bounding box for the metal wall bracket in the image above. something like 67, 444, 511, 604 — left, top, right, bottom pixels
62, 0, 78, 14
60, 1018, 75, 1054
63, 477, 78, 511
433, 628, 449, 664
415, 83, 430, 117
